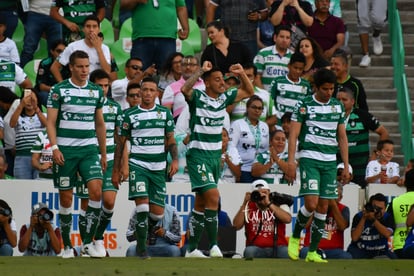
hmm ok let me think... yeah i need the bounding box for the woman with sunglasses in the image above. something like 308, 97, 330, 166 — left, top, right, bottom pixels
229, 95, 269, 183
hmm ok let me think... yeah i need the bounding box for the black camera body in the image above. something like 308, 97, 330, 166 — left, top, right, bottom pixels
364, 203, 381, 215
0, 208, 11, 216
38, 209, 54, 222
251, 190, 294, 207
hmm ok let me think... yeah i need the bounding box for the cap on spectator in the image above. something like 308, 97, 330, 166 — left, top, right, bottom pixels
337, 162, 353, 175
32, 202, 49, 215
224, 73, 240, 84
251, 179, 270, 191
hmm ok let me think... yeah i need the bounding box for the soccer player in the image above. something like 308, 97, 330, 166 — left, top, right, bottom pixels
181, 61, 254, 258
75, 69, 123, 256
47, 50, 107, 258
285, 68, 350, 263
112, 77, 178, 259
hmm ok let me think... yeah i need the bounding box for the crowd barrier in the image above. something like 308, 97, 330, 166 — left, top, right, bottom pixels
0, 180, 406, 256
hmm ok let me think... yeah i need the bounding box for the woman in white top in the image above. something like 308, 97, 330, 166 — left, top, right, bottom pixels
229, 95, 269, 183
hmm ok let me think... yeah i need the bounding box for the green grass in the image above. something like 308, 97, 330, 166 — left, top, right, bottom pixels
0, 257, 412, 276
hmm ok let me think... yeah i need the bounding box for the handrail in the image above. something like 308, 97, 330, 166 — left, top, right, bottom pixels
388, 2, 414, 164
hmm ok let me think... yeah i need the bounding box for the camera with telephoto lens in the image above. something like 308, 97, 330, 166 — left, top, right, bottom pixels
251, 191, 294, 207
38, 209, 54, 222
0, 208, 11, 216
364, 203, 381, 215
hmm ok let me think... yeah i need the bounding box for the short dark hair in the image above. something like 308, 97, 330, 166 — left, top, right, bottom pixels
332, 48, 349, 65
69, 50, 89, 65
51, 39, 66, 51
89, 69, 110, 82
125, 57, 143, 68
369, 193, 387, 205
83, 14, 100, 27
281, 112, 292, 123
313, 68, 336, 88
337, 86, 355, 99
126, 83, 141, 95
243, 62, 257, 76
202, 67, 222, 81
376, 139, 394, 151
289, 52, 306, 65
0, 86, 19, 104
140, 76, 158, 87
405, 169, 414, 190
274, 25, 291, 36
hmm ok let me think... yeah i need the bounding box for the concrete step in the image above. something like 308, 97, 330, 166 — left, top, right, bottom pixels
341, 0, 414, 11
366, 99, 397, 110
350, 66, 414, 77
342, 11, 414, 23
347, 55, 414, 67
347, 43, 414, 56
353, 77, 414, 89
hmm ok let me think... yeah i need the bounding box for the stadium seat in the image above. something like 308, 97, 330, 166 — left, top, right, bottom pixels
100, 18, 115, 47
119, 18, 132, 41
23, 59, 41, 85
33, 38, 48, 60
176, 39, 194, 56
184, 18, 202, 53
110, 40, 130, 72
12, 19, 25, 54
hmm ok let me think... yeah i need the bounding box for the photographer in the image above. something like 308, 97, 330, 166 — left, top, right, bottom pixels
233, 180, 292, 258
18, 203, 61, 256
0, 199, 17, 256
347, 193, 396, 259
126, 204, 181, 257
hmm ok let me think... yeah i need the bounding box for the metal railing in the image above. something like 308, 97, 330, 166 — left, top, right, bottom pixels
388, 0, 414, 164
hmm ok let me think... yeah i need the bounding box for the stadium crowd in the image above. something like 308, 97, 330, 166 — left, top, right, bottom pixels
0, 0, 413, 262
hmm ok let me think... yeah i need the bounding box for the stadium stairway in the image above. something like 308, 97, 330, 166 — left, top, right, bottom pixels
341, 0, 414, 168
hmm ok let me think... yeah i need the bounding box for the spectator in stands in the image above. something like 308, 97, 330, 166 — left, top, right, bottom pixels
257, 0, 277, 50
403, 203, 414, 259
387, 169, 414, 258
50, 0, 106, 44
121, 0, 189, 71
228, 63, 277, 130
161, 55, 205, 122
295, 36, 330, 81
201, 20, 252, 75
0, 60, 32, 94
0, 1, 18, 38
254, 25, 292, 91
336, 87, 388, 188
356, 0, 387, 67
126, 204, 181, 257
252, 129, 289, 184
0, 87, 21, 177
35, 39, 67, 107
300, 177, 352, 259
50, 15, 111, 83
20, 0, 62, 68
158, 52, 184, 91
9, 90, 47, 179
269, 0, 314, 50
206, 0, 268, 56
348, 193, 396, 259
233, 179, 292, 258
112, 58, 157, 110
366, 139, 400, 185
18, 202, 61, 256
330, 49, 369, 111
220, 127, 242, 184
269, 52, 312, 124
0, 17, 19, 64
125, 82, 142, 108
307, 0, 345, 59
0, 154, 12, 179
305, 0, 341, 17
31, 130, 53, 180
229, 95, 269, 183
0, 199, 17, 256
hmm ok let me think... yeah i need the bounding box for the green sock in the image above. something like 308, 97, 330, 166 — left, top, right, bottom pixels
82, 205, 101, 244
135, 211, 149, 253
59, 213, 73, 248
187, 210, 205, 252
204, 209, 218, 249
78, 213, 86, 242
94, 209, 113, 241
309, 216, 326, 252
292, 209, 311, 238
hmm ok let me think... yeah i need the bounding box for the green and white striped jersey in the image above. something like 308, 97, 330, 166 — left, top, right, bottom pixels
255, 150, 289, 184
47, 79, 104, 154
187, 88, 237, 159
269, 75, 312, 119
102, 97, 123, 164
292, 95, 345, 162
254, 46, 293, 91
120, 104, 175, 171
